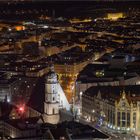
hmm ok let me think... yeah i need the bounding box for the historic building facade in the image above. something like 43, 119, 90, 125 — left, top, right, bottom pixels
43, 67, 60, 124
37, 65, 70, 124
43, 65, 70, 124
82, 85, 140, 133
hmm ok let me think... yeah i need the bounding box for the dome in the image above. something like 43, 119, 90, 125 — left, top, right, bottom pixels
46, 71, 57, 79
45, 64, 58, 82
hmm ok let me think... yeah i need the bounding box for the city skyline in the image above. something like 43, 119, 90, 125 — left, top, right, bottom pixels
0, 1, 140, 139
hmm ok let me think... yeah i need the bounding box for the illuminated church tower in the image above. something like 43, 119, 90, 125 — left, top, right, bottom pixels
43, 66, 60, 124
43, 65, 70, 124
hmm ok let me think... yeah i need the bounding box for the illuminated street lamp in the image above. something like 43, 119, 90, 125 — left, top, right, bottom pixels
8, 28, 12, 31
91, 109, 96, 122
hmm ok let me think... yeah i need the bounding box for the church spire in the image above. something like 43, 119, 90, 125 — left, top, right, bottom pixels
122, 89, 126, 99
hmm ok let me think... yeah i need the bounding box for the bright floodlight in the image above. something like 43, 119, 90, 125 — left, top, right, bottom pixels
19, 106, 25, 113
43, 25, 49, 29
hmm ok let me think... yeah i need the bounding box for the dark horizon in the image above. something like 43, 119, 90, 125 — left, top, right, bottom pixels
0, 0, 139, 20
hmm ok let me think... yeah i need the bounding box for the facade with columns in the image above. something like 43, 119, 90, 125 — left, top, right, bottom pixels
82, 85, 140, 133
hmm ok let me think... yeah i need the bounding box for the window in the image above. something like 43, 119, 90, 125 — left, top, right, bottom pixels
53, 108, 55, 114
127, 112, 130, 127
122, 112, 126, 127
117, 112, 120, 126
122, 112, 125, 120
133, 113, 136, 121
107, 110, 110, 122
110, 110, 113, 124
113, 111, 115, 125
133, 112, 136, 128
122, 102, 126, 108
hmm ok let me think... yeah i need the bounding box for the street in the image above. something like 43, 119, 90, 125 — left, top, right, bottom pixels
78, 117, 139, 140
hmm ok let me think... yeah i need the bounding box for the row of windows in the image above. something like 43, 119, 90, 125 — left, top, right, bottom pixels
117, 112, 136, 127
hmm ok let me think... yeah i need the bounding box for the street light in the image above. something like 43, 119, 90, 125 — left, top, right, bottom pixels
91, 109, 95, 122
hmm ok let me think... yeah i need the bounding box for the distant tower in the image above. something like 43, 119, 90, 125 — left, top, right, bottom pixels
43, 65, 60, 124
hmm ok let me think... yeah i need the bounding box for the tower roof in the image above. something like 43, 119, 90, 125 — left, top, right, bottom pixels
46, 64, 58, 80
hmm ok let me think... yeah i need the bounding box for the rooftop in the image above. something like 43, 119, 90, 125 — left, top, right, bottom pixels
77, 63, 138, 83
57, 121, 109, 139
84, 85, 140, 104
46, 46, 95, 65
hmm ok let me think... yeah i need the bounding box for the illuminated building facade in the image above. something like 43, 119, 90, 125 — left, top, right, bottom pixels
55, 61, 89, 102
43, 65, 70, 124
107, 13, 124, 20
69, 18, 92, 24
43, 66, 60, 124
82, 85, 140, 133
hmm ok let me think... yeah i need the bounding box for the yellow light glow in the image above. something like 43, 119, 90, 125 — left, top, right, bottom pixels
15, 25, 25, 31
107, 13, 124, 21
69, 18, 92, 24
